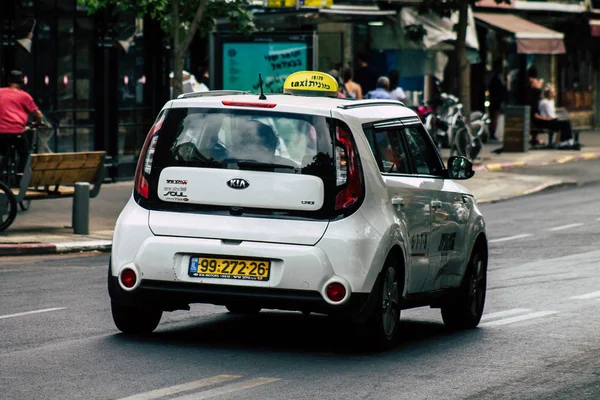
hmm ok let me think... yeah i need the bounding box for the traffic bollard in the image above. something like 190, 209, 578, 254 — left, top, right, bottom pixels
72, 182, 90, 235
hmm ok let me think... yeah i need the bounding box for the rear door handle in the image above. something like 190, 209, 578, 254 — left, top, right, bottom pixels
431, 200, 442, 209
391, 196, 405, 207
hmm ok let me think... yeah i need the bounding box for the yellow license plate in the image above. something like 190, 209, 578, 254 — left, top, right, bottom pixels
189, 256, 270, 281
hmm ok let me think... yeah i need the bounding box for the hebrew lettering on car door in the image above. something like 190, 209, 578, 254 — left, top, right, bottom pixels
402, 124, 468, 290
400, 124, 451, 292
367, 126, 433, 294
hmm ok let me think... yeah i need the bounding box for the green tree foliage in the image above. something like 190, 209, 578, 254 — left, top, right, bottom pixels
78, 0, 253, 97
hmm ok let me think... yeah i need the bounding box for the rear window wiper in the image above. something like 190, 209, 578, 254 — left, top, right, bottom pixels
236, 160, 298, 171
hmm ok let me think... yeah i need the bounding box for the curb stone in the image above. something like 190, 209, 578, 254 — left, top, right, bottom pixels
0, 243, 58, 256
476, 179, 578, 204
474, 152, 600, 172
55, 240, 112, 253
0, 240, 112, 257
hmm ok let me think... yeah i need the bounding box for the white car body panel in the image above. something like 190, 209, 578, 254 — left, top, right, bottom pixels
148, 211, 329, 246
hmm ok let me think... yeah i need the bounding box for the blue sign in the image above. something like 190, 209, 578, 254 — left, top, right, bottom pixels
223, 42, 308, 94
189, 257, 198, 274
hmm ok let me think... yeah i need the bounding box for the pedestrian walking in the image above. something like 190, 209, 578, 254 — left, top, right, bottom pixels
365, 76, 392, 100
388, 70, 406, 102
353, 53, 377, 94
327, 69, 347, 98
488, 59, 507, 141
342, 68, 363, 99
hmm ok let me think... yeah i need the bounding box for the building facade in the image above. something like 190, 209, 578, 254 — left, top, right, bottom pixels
1, 0, 171, 179
474, 0, 600, 128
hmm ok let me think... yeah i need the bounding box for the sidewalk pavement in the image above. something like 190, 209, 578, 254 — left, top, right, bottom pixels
439, 129, 600, 172
1, 130, 599, 256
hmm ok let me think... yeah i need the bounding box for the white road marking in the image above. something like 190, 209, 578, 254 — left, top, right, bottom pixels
570, 291, 600, 300
479, 311, 558, 327
172, 378, 281, 400
548, 223, 584, 232
488, 234, 532, 244
0, 307, 66, 320
480, 308, 531, 321
118, 375, 241, 400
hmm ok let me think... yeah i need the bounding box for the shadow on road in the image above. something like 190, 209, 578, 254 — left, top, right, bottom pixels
105, 310, 486, 358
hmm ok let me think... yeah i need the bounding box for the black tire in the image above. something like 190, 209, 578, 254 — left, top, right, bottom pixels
0, 181, 17, 232
441, 250, 487, 331
362, 264, 401, 351
111, 302, 162, 334
226, 304, 261, 315
19, 200, 31, 211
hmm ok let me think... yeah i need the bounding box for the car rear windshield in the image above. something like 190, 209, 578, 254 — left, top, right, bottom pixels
153, 107, 334, 175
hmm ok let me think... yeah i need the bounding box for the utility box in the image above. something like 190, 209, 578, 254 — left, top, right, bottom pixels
503, 105, 530, 152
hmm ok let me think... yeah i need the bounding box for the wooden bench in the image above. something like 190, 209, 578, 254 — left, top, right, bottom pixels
11, 151, 106, 233
12, 151, 105, 201
530, 108, 585, 150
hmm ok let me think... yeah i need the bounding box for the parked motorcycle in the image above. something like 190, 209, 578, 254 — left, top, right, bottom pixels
423, 92, 488, 161
412, 103, 434, 123
470, 110, 491, 144
423, 93, 461, 149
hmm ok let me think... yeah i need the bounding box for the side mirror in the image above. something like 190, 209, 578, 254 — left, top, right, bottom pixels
447, 156, 475, 180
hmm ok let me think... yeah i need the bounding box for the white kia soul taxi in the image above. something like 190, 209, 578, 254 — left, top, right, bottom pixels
109, 71, 488, 349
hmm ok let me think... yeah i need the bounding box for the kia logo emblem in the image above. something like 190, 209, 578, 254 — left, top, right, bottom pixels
227, 178, 250, 190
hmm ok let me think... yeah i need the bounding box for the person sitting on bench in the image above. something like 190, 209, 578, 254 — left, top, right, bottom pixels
532, 84, 578, 149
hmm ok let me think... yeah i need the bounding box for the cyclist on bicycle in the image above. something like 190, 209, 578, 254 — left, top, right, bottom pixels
0, 70, 46, 174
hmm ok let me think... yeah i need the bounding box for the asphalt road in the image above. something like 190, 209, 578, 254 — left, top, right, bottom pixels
1, 182, 599, 400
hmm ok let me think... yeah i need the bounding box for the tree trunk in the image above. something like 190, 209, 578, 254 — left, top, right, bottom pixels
171, 0, 207, 99
456, 0, 471, 123
172, 0, 184, 99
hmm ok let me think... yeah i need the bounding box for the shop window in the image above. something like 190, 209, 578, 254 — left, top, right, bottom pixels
57, 17, 74, 152
57, 0, 75, 12
76, 127, 94, 151
74, 16, 94, 152
560, 48, 594, 111
37, 0, 54, 13
34, 20, 55, 113
116, 14, 148, 160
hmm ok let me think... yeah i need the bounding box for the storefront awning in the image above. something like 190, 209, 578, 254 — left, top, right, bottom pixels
474, 13, 566, 54
317, 5, 396, 17
236, 5, 396, 28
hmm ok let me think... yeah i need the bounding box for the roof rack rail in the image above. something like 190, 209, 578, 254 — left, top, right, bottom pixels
177, 90, 251, 99
337, 101, 406, 110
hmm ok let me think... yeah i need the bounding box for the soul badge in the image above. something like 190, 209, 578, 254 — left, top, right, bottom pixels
162, 178, 189, 202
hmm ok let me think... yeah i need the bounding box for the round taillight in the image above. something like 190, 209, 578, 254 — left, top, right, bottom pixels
120, 269, 137, 289
326, 282, 346, 302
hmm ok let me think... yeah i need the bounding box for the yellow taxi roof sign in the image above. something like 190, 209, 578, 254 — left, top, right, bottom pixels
283, 71, 339, 97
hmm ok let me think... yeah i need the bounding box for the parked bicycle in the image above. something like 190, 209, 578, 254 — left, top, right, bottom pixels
0, 180, 17, 232
0, 121, 47, 213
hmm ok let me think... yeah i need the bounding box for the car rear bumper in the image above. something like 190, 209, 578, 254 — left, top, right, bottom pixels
108, 276, 371, 317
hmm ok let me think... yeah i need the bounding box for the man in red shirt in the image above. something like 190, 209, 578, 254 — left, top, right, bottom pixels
0, 70, 46, 174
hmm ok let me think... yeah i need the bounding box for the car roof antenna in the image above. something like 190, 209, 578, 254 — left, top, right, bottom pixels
258, 73, 267, 100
